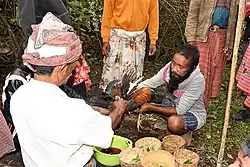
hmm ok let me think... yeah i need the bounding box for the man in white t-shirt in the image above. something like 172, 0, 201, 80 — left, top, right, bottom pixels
10, 12, 127, 167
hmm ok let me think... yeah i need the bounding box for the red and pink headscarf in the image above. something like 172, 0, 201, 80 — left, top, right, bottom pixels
23, 12, 82, 67
22, 12, 91, 91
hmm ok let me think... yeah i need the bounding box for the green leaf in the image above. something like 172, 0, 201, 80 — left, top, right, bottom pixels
130, 154, 141, 163
183, 159, 192, 164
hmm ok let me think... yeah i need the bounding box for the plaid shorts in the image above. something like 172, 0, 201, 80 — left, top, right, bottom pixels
181, 112, 198, 131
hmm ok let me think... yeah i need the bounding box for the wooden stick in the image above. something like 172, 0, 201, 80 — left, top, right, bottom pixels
217, 0, 246, 166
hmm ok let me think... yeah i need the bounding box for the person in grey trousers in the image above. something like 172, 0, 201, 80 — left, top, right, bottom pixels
18, 0, 71, 46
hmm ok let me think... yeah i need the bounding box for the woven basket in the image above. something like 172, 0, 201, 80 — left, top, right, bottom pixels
135, 137, 162, 153
140, 150, 175, 167
120, 148, 146, 167
162, 135, 186, 153
174, 149, 199, 167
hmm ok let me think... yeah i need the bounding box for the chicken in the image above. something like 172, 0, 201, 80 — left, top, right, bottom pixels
87, 69, 152, 110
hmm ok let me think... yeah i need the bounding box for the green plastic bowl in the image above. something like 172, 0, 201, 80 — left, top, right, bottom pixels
94, 135, 133, 166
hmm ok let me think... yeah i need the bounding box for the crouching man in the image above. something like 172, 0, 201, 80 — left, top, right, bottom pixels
137, 44, 206, 142
10, 13, 127, 167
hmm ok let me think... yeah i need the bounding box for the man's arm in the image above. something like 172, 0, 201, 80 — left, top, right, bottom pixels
92, 99, 127, 129
139, 75, 205, 116
137, 64, 169, 89
185, 0, 201, 42
101, 0, 115, 42
139, 103, 177, 116
45, 98, 126, 149
148, 0, 159, 45
108, 99, 127, 128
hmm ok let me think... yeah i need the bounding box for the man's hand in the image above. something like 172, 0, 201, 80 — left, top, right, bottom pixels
102, 42, 110, 57
113, 98, 128, 113
92, 106, 111, 116
149, 44, 156, 56
138, 103, 152, 113
109, 98, 128, 128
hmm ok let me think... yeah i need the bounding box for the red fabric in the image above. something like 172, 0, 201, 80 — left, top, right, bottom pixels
237, 44, 250, 95
196, 31, 227, 107
23, 13, 82, 67
72, 56, 92, 91
236, 36, 250, 108
246, 0, 250, 17
0, 111, 14, 158
244, 96, 250, 108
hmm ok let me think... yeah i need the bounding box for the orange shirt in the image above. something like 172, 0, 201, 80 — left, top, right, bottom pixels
101, 0, 159, 44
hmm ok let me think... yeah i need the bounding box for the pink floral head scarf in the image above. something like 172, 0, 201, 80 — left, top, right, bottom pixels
22, 12, 82, 67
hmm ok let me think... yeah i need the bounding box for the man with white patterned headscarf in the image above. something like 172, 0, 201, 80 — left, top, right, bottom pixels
10, 12, 127, 167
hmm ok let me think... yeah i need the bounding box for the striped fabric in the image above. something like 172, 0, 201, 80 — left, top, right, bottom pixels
216, 0, 231, 9
160, 99, 198, 130
196, 30, 227, 107
182, 112, 198, 131
236, 43, 250, 108
0, 110, 15, 158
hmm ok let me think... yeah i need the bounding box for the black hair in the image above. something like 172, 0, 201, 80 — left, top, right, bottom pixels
30, 64, 55, 76
175, 44, 199, 68
167, 44, 200, 94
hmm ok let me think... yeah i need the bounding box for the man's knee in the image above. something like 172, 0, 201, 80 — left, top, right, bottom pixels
167, 115, 185, 134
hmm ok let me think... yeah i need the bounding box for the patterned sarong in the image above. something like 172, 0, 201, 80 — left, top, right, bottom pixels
100, 29, 146, 89
0, 110, 15, 158
196, 30, 227, 107
236, 43, 250, 108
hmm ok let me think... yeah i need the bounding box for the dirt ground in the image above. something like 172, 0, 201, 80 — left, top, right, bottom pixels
0, 113, 216, 167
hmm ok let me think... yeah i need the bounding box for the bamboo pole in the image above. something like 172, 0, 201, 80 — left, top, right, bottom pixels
217, 0, 246, 166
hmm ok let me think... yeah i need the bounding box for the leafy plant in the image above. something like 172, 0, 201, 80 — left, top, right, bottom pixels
130, 154, 141, 163
67, 0, 102, 34
183, 159, 193, 164
139, 145, 155, 152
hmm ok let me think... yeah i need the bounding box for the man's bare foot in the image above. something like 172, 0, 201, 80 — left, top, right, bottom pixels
182, 131, 193, 146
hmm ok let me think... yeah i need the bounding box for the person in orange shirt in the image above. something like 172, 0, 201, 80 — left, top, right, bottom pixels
100, 0, 159, 89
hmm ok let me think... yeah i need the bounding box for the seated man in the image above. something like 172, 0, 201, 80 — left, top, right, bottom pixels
10, 13, 127, 167
229, 137, 250, 167
137, 44, 206, 140
2, 65, 85, 152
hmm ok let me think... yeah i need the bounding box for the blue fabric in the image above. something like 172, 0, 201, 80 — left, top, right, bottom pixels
212, 8, 230, 28
160, 98, 176, 107
160, 99, 198, 130
181, 112, 198, 131
161, 98, 172, 106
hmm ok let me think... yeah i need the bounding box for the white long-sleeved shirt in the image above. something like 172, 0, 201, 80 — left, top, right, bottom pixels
10, 79, 114, 167
138, 62, 206, 130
